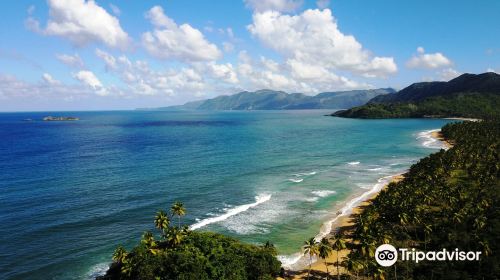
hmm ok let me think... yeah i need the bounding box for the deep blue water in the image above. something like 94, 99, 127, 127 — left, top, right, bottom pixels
0, 110, 452, 279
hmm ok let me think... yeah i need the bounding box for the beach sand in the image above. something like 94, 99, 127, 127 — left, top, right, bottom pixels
278, 175, 404, 280
279, 129, 451, 280
442, 117, 480, 122
431, 130, 453, 148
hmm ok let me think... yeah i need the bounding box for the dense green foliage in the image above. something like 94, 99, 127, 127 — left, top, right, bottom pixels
343, 119, 500, 279
333, 72, 500, 119
97, 205, 281, 280
334, 92, 500, 118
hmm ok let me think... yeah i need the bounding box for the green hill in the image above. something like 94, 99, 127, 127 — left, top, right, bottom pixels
333, 72, 500, 118
154, 88, 396, 110
97, 205, 281, 280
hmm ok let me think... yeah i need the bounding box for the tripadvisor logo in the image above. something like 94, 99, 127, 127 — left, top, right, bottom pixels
375, 244, 482, 267
375, 244, 398, 267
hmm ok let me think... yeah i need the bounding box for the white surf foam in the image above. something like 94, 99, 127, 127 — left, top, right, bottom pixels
417, 129, 448, 150
367, 167, 383, 171
278, 252, 317, 270
86, 262, 110, 280
347, 161, 360, 165
311, 190, 337, 197
280, 173, 404, 270
356, 183, 373, 189
293, 171, 317, 177
288, 178, 303, 183
305, 197, 319, 202
190, 194, 272, 230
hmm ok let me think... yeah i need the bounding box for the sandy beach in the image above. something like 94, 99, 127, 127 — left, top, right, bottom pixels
279, 129, 451, 280
430, 130, 453, 148
279, 175, 404, 280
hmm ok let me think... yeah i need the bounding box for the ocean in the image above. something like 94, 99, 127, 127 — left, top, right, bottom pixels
0, 110, 452, 279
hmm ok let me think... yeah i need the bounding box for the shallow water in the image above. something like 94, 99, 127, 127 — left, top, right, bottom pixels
0, 110, 451, 279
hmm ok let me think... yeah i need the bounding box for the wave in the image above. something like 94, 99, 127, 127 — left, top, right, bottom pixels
278, 252, 316, 270
356, 183, 373, 189
87, 262, 110, 280
189, 194, 272, 230
417, 129, 448, 150
293, 171, 317, 177
288, 178, 303, 183
280, 173, 404, 269
367, 167, 383, 171
305, 197, 319, 202
311, 190, 336, 197
347, 161, 360, 165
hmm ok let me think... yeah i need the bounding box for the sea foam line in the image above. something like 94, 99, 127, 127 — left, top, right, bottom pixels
190, 194, 272, 230
279, 173, 403, 270
288, 178, 304, 183
417, 129, 448, 150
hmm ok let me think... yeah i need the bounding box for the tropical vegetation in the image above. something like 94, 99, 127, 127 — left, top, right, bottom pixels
97, 203, 281, 280
333, 72, 500, 119
338, 119, 500, 279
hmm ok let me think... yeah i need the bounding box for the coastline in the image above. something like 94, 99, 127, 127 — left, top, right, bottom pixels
281, 128, 451, 279
430, 130, 453, 148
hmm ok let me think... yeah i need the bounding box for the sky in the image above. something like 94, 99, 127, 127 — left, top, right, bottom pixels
0, 0, 499, 111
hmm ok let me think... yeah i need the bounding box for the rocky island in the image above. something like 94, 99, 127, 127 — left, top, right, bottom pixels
43, 116, 79, 121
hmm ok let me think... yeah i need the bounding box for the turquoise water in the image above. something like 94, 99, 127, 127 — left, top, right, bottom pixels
0, 110, 452, 279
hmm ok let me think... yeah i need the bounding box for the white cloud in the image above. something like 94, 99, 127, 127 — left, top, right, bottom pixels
27, 5, 35, 15
486, 68, 498, 74
316, 0, 329, 9
95, 49, 117, 71
226, 28, 234, 38
56, 53, 84, 68
202, 63, 239, 84
235, 51, 371, 93
73, 70, 107, 95
27, 0, 130, 49
407, 47, 452, 69
94, 49, 234, 96
42, 73, 61, 85
0, 73, 112, 102
247, 9, 397, 79
437, 68, 461, 81
244, 0, 303, 13
222, 42, 235, 52
109, 3, 121, 15
142, 6, 221, 62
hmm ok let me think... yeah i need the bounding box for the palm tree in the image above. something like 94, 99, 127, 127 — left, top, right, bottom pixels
112, 246, 128, 263
154, 210, 170, 237
331, 233, 346, 280
373, 266, 386, 280
171, 201, 186, 228
423, 224, 432, 250
342, 257, 363, 280
167, 227, 185, 247
319, 238, 332, 279
141, 231, 156, 248
303, 237, 319, 280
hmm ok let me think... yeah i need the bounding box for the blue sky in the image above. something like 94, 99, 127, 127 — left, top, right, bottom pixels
0, 0, 498, 111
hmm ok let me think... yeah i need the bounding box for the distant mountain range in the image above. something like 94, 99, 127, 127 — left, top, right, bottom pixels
333, 72, 500, 119
153, 88, 396, 110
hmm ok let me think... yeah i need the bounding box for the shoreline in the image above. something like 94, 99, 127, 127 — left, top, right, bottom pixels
281, 128, 451, 279
430, 130, 453, 148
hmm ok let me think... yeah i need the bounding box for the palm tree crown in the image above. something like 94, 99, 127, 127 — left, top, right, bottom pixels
171, 201, 186, 228
154, 210, 170, 235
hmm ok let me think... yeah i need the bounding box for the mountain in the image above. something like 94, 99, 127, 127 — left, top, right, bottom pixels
157, 88, 396, 110
333, 72, 500, 118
